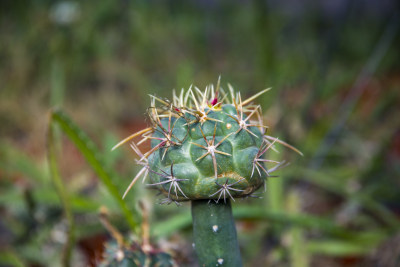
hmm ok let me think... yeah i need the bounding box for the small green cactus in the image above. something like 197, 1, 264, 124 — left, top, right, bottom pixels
98, 205, 176, 267
99, 241, 175, 267
114, 82, 300, 202
114, 80, 301, 266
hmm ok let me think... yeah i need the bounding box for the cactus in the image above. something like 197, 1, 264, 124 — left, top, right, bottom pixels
99, 241, 175, 267
99, 205, 176, 267
113, 80, 301, 266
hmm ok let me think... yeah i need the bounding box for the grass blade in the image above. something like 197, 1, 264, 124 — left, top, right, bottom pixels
153, 206, 389, 245
0, 250, 25, 267
306, 240, 374, 256
287, 192, 309, 267
49, 109, 140, 233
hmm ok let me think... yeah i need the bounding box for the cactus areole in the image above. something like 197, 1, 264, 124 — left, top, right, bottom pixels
114, 81, 301, 266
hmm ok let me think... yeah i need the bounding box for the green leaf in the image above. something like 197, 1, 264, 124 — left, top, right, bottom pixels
49, 109, 140, 233
288, 168, 400, 229
0, 142, 48, 184
153, 206, 389, 243
306, 240, 374, 256
0, 250, 25, 267
152, 212, 191, 238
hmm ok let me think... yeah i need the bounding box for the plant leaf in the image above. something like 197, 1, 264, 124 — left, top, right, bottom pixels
49, 109, 140, 233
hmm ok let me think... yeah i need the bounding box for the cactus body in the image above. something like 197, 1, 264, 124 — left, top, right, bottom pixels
147, 102, 266, 202
113, 84, 294, 202
99, 241, 175, 267
114, 82, 300, 266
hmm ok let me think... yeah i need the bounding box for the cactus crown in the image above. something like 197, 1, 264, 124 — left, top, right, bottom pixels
114, 80, 301, 203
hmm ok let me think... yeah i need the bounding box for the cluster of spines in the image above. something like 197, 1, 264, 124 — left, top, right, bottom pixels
113, 81, 302, 202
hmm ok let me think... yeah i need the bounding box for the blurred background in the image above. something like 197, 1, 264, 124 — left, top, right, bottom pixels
1, 0, 399, 266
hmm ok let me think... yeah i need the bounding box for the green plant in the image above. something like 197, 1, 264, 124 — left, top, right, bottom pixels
113, 80, 301, 266
47, 110, 175, 266
98, 204, 176, 267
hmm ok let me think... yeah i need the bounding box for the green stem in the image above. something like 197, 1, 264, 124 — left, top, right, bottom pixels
191, 200, 242, 267
47, 123, 75, 267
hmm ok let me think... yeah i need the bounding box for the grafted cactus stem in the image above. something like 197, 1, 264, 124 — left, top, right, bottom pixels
192, 199, 242, 266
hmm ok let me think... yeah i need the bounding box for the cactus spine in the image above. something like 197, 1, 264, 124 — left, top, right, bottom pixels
114, 80, 301, 265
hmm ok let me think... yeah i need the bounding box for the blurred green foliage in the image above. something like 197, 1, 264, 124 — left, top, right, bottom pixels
1, 0, 399, 266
